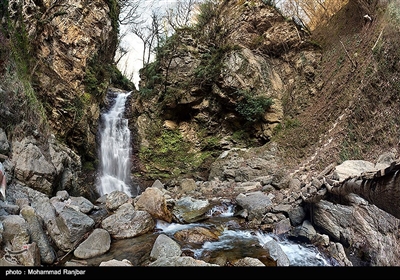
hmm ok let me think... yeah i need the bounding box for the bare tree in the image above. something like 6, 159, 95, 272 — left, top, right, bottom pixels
116, 1, 205, 82
129, 9, 164, 67
114, 0, 149, 68
165, 0, 201, 32
118, 0, 145, 26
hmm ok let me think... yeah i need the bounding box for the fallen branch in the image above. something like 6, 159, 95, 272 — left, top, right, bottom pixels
340, 40, 357, 69
371, 28, 384, 52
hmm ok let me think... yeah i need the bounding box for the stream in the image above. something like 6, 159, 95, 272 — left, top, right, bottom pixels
154, 203, 336, 266
83, 202, 336, 267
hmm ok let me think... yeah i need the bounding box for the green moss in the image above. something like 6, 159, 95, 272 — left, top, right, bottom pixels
200, 135, 221, 150
139, 129, 213, 179
230, 130, 250, 143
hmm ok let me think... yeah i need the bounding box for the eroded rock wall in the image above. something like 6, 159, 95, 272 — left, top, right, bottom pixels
8, 0, 117, 159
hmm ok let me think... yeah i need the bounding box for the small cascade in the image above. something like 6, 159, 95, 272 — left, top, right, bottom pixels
96, 90, 134, 197
154, 203, 335, 266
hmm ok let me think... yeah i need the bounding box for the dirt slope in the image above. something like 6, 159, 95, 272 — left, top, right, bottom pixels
274, 0, 400, 175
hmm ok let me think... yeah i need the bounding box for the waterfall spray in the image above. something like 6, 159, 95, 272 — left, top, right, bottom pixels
97, 91, 133, 197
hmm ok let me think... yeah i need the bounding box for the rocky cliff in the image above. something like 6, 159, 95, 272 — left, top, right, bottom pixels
133, 0, 400, 185
0, 0, 398, 205
0, 0, 128, 197
2, 0, 123, 161
276, 0, 400, 175
132, 0, 321, 182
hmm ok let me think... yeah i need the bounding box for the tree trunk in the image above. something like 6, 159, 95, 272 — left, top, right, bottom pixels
326, 168, 400, 219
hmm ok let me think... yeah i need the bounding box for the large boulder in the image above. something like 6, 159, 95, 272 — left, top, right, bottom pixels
101, 203, 155, 239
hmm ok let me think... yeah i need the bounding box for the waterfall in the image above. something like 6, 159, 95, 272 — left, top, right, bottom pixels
97, 90, 134, 197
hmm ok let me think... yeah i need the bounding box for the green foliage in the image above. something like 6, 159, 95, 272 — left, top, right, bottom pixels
4, 14, 47, 126
230, 129, 249, 142
0, 1, 8, 18
82, 161, 96, 171
105, 0, 120, 32
272, 118, 300, 136
284, 118, 301, 129
109, 64, 135, 91
193, 0, 231, 44
339, 140, 361, 162
8, 21, 33, 79
339, 122, 361, 162
229, 129, 257, 146
194, 49, 218, 85
83, 1, 120, 96
154, 32, 181, 62
64, 92, 95, 122
139, 61, 162, 98
195, 0, 219, 30
235, 90, 273, 122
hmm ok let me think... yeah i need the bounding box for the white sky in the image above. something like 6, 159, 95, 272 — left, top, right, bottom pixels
116, 0, 183, 89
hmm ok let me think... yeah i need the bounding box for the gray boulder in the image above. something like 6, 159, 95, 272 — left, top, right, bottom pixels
101, 203, 155, 239
74, 228, 111, 259
150, 234, 182, 260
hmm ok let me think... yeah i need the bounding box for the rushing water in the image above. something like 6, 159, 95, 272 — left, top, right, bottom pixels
155, 203, 334, 266
97, 91, 134, 197
82, 198, 336, 266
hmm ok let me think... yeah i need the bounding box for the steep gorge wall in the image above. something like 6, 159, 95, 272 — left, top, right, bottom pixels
6, 0, 118, 160
0, 0, 120, 198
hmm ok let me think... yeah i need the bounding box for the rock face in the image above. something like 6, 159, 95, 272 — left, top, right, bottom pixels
101, 203, 155, 239
11, 135, 81, 196
132, 0, 321, 179
73, 228, 111, 259
0, 153, 400, 266
0, 0, 119, 199
7, 0, 118, 159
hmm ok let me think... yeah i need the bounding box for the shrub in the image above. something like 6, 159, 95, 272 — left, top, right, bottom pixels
235, 90, 273, 122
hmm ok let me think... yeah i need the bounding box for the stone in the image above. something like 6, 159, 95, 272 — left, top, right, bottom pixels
74, 228, 111, 259
150, 234, 182, 260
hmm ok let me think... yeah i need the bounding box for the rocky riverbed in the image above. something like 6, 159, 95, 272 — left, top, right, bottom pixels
1, 145, 399, 267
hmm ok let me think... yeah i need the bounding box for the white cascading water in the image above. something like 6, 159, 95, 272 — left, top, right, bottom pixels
155, 204, 334, 266
97, 91, 133, 197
